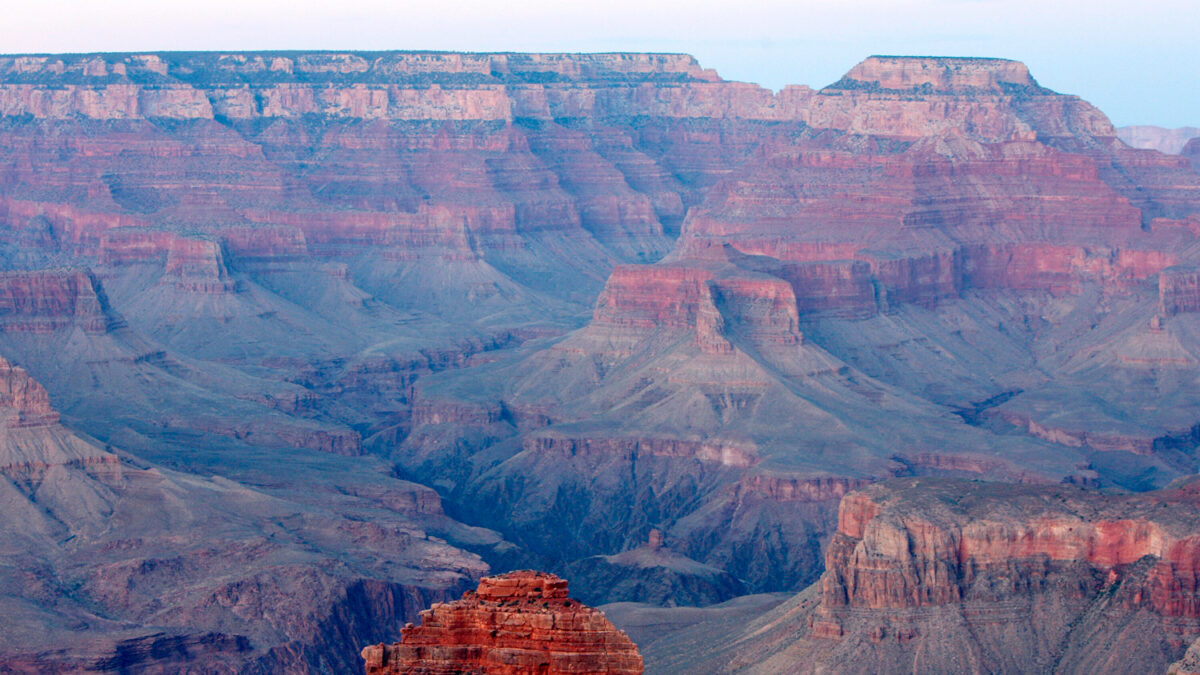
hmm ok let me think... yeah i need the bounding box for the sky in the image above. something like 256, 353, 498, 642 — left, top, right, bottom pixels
2, 0, 1196, 127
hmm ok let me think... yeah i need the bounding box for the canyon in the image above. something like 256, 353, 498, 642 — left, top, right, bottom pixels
0, 50, 1196, 672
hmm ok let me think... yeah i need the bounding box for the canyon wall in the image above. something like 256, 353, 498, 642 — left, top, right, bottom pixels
632, 479, 1200, 674
1, 50, 1199, 672
730, 479, 1200, 674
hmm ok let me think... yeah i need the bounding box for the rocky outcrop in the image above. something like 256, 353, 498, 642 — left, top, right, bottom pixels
1159, 266, 1200, 316
0, 355, 59, 428
361, 571, 643, 674
802, 56, 1105, 141
699, 479, 1200, 674
1170, 637, 1200, 675
624, 479, 1200, 674
0, 345, 491, 673
675, 134, 1177, 314
102, 229, 237, 292
0, 269, 109, 333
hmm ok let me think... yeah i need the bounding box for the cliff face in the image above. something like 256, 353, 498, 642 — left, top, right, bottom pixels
821, 481, 1200, 618
0, 270, 109, 333
674, 478, 1200, 674
362, 571, 643, 674
0, 52, 767, 122
621, 479, 1200, 674
0, 355, 58, 428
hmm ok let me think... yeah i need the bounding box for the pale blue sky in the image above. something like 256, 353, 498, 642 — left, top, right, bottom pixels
2, 0, 1196, 127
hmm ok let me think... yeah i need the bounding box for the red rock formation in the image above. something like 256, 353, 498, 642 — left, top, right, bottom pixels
1, 51, 1199, 673
675, 132, 1175, 315
592, 265, 733, 354
821, 480, 1200, 615
659, 480, 1200, 674
0, 355, 59, 427
1159, 264, 1200, 314
0, 270, 108, 333
734, 474, 871, 503
361, 571, 643, 674
794, 479, 1200, 671
101, 229, 237, 292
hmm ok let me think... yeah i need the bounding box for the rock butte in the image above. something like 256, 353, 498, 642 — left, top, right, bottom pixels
361, 571, 643, 674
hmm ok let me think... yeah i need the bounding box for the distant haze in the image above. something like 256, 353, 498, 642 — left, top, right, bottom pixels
1118, 126, 1200, 154
3, 0, 1197, 127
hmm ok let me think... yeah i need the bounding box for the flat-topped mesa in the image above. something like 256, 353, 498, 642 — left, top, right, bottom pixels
836, 56, 1039, 94
804, 55, 1119, 142
475, 570, 569, 600
361, 571, 644, 675
592, 265, 733, 354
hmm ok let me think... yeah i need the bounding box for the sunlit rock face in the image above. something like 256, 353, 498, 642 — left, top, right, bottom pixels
803, 479, 1200, 672
362, 571, 643, 674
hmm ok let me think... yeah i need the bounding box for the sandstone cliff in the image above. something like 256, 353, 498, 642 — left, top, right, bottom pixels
362, 571, 643, 674
639, 478, 1200, 674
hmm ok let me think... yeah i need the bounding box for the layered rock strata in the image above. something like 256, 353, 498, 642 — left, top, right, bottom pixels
390, 57, 1200, 600
0, 348, 493, 672
1, 50, 1200, 671
681, 478, 1200, 674
361, 571, 643, 674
